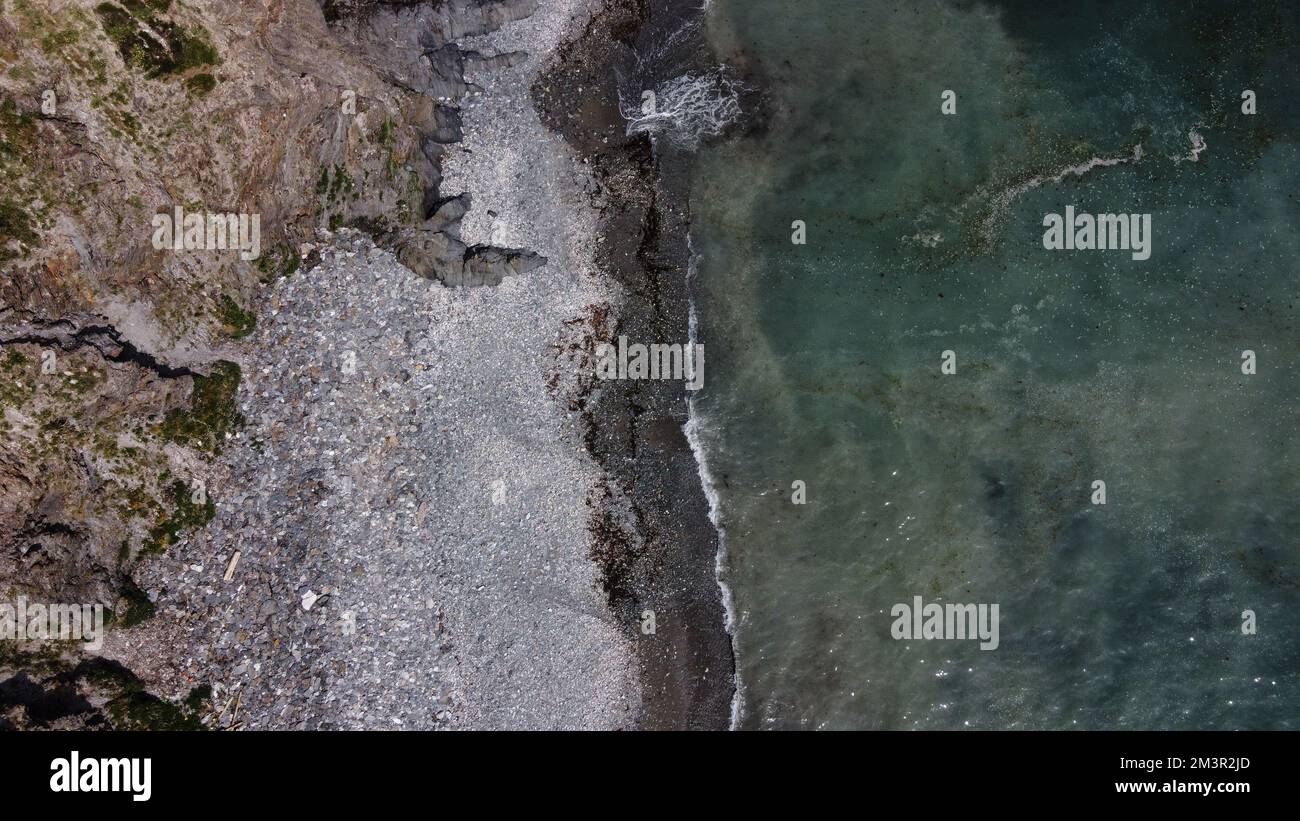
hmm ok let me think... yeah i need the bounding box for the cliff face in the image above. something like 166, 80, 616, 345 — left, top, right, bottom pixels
0, 0, 539, 728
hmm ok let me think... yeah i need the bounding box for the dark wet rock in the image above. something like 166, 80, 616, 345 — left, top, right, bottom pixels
426, 193, 473, 234
459, 245, 548, 286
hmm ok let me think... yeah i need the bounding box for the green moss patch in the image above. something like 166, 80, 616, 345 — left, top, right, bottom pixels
256, 245, 302, 284
216, 294, 255, 338
185, 71, 216, 95
159, 360, 243, 453
329, 164, 354, 200
116, 574, 156, 626
0, 352, 34, 409
1, 656, 209, 731
106, 690, 204, 730
0, 97, 37, 166
95, 0, 219, 79
101, 672, 208, 730
143, 478, 215, 555
0, 201, 37, 261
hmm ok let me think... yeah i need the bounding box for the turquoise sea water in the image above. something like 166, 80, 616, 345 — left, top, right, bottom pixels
688, 0, 1300, 729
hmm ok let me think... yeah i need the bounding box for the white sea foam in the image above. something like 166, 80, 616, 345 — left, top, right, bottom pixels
683, 235, 744, 731
622, 67, 744, 151
978, 141, 1145, 243
1172, 127, 1207, 163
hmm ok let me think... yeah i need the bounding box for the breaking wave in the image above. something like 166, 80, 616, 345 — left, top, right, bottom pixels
683, 236, 744, 730
621, 67, 745, 151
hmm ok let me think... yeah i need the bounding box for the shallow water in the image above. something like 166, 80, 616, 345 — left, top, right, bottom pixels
688, 0, 1300, 729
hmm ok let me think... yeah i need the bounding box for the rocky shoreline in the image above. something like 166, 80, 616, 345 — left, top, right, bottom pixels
534, 0, 736, 729
0, 0, 733, 730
